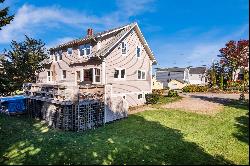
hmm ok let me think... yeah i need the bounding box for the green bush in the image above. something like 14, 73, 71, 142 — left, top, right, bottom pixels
182, 85, 209, 92
145, 93, 160, 104
152, 89, 164, 95
167, 90, 179, 97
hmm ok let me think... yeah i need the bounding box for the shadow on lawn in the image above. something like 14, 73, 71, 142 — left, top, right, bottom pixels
189, 95, 249, 145
0, 114, 234, 165
233, 112, 249, 145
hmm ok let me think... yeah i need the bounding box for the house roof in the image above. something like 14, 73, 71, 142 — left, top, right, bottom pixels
169, 79, 185, 84
156, 67, 185, 72
49, 22, 156, 63
189, 67, 206, 74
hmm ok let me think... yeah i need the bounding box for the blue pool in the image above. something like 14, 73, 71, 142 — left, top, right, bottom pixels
0, 95, 26, 114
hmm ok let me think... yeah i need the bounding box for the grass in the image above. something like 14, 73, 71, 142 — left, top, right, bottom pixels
150, 95, 182, 108
0, 100, 248, 165
158, 95, 182, 104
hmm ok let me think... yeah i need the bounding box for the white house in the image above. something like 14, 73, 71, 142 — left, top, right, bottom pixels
184, 67, 207, 85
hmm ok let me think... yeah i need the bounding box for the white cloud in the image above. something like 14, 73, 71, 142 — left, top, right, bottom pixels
152, 24, 249, 68
46, 37, 75, 49
116, 0, 156, 17
0, 0, 156, 45
0, 4, 107, 44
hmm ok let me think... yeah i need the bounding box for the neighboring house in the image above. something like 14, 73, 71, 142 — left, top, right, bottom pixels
184, 67, 207, 85
33, 22, 156, 123
152, 75, 163, 89
232, 61, 249, 82
168, 79, 187, 90
155, 67, 185, 87
156, 66, 208, 87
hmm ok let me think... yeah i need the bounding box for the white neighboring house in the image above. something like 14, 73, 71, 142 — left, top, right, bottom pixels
232, 64, 249, 81
156, 67, 208, 87
184, 67, 207, 85
233, 45, 249, 81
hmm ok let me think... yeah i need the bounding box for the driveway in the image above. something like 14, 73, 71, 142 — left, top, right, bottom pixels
163, 92, 249, 115
129, 92, 249, 115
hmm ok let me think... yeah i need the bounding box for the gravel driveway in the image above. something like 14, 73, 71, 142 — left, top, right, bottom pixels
129, 93, 249, 115
163, 92, 249, 115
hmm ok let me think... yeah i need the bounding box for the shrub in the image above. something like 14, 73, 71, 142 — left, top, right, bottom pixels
167, 90, 179, 97
182, 85, 209, 92
152, 89, 164, 95
145, 93, 160, 104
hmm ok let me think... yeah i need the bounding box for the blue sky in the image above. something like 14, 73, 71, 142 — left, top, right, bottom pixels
0, 0, 249, 69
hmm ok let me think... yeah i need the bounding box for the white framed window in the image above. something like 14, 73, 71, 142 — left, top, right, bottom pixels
67, 48, 73, 56
47, 71, 53, 82
79, 44, 92, 57
114, 69, 119, 78
94, 68, 101, 83
138, 70, 146, 80
114, 68, 126, 79
136, 45, 141, 58
121, 41, 127, 55
121, 69, 125, 79
138, 94, 143, 100
62, 70, 67, 79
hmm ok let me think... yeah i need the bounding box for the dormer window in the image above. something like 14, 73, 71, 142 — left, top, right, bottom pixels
136, 45, 141, 57
79, 44, 91, 57
121, 41, 127, 55
67, 48, 72, 56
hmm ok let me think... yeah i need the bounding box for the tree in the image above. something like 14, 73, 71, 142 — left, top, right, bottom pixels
0, 36, 48, 96
0, 0, 14, 30
219, 40, 249, 80
219, 40, 249, 99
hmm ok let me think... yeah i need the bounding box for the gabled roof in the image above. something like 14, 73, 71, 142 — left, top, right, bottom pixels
189, 67, 206, 74
156, 67, 185, 72
169, 79, 185, 84
50, 22, 156, 63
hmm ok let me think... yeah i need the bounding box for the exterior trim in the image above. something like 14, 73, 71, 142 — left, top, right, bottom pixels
137, 70, 146, 80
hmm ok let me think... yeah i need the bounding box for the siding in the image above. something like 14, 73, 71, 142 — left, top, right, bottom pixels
38, 43, 102, 85
188, 74, 206, 85
156, 71, 184, 87
105, 29, 152, 106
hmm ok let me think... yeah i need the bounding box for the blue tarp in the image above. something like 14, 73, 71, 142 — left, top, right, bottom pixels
0, 95, 26, 114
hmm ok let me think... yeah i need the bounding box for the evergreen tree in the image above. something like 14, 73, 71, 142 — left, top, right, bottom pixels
0, 36, 49, 96
0, 0, 14, 30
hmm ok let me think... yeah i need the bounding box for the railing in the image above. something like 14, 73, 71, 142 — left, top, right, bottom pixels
23, 83, 104, 104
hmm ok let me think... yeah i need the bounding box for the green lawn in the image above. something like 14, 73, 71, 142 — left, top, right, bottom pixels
0, 100, 248, 165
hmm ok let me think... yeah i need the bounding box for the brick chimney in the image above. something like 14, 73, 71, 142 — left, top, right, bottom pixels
87, 28, 93, 37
